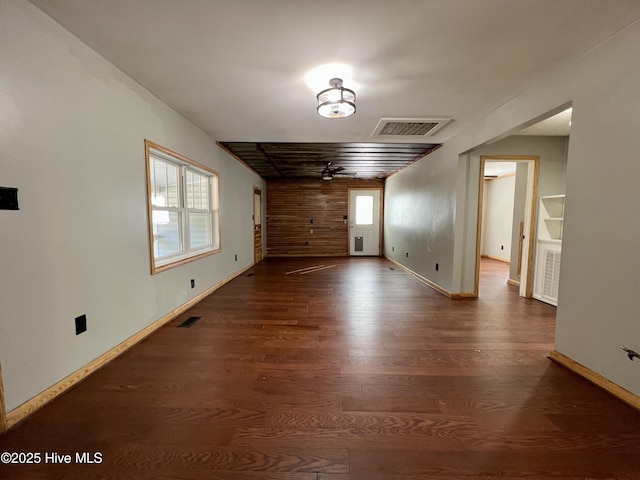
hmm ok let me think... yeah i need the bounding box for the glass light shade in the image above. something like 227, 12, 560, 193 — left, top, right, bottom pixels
317, 78, 356, 119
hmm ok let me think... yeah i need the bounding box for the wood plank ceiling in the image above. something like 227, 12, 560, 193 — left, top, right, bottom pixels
218, 142, 441, 180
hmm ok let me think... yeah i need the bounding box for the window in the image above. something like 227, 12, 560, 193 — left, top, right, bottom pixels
145, 140, 221, 273
355, 195, 374, 225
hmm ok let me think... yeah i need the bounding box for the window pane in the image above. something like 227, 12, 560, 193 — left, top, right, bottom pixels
211, 176, 220, 249
152, 157, 180, 207
154, 211, 181, 258
355, 195, 374, 225
211, 209, 220, 250
189, 212, 212, 249
186, 170, 209, 210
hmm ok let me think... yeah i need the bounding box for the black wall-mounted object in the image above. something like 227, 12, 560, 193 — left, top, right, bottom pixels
621, 345, 640, 362
0, 187, 19, 210
75, 314, 87, 335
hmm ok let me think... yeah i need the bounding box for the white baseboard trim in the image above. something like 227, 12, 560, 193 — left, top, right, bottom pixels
385, 257, 455, 298
4, 263, 254, 431
550, 350, 640, 412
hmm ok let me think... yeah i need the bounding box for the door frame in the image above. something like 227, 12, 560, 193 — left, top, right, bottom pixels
475, 155, 539, 297
0, 361, 6, 433
253, 186, 263, 263
347, 187, 383, 256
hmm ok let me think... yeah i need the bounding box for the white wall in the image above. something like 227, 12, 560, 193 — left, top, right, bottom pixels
0, 1, 265, 412
386, 17, 640, 394
482, 176, 515, 261
474, 136, 568, 198
384, 152, 457, 288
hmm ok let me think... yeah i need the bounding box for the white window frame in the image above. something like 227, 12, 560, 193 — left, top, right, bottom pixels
145, 140, 221, 274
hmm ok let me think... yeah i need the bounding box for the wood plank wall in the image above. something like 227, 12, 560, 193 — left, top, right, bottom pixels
266, 179, 384, 256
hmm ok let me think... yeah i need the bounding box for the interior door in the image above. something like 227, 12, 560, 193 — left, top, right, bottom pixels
253, 187, 262, 262
349, 188, 381, 256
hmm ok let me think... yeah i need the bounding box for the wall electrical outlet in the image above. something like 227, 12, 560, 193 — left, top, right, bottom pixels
190, 279, 195, 288
75, 314, 87, 335
0, 187, 19, 210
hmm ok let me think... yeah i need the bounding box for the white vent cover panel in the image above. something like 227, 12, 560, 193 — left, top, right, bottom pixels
542, 249, 561, 303
372, 117, 451, 137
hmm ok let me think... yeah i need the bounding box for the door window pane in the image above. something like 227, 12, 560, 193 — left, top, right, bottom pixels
355, 195, 374, 225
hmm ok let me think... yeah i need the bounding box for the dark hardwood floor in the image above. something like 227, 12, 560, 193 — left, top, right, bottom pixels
1, 257, 640, 479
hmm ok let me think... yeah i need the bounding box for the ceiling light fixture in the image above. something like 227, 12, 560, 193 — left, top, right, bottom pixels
321, 162, 334, 181
321, 161, 344, 181
317, 78, 356, 119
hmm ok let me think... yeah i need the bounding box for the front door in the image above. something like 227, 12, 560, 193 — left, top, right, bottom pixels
253, 187, 262, 263
349, 188, 381, 256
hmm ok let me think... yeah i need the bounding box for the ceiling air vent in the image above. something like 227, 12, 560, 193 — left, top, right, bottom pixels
372, 117, 451, 137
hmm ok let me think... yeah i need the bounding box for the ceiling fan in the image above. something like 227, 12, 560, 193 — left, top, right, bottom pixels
321, 161, 345, 181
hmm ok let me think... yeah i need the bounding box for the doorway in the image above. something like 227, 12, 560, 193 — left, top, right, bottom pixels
348, 188, 382, 256
476, 156, 538, 297
253, 187, 262, 263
